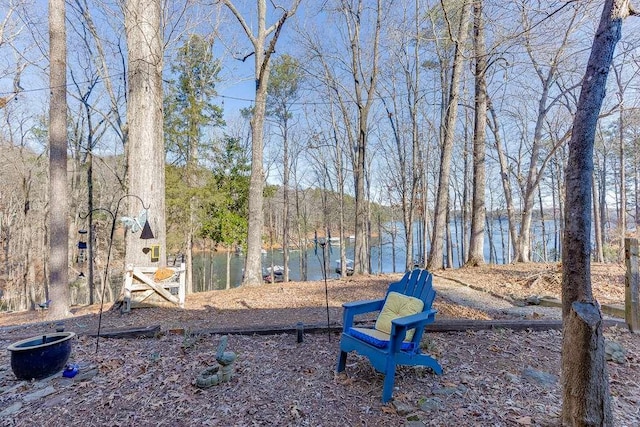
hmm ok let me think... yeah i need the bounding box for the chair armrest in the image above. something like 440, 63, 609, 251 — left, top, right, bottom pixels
389, 309, 438, 350
342, 298, 385, 332
392, 308, 437, 329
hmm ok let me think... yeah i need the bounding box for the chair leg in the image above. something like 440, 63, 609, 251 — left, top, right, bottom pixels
415, 354, 443, 375
382, 362, 397, 403
336, 350, 348, 372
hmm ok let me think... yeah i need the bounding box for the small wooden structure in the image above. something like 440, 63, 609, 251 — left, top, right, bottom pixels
118, 263, 186, 312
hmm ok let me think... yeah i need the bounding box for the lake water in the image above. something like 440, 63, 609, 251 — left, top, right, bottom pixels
192, 219, 561, 291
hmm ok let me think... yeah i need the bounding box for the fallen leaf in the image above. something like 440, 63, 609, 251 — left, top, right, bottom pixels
515, 416, 533, 425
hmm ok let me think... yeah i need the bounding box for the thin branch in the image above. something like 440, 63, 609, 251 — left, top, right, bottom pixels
219, 0, 258, 48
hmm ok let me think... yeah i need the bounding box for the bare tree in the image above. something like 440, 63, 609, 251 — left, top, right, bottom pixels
342, 0, 382, 275
610, 47, 640, 259
220, 0, 300, 286
561, 1, 637, 424
427, 0, 471, 271
466, 0, 487, 266
376, 0, 425, 272
510, 2, 583, 262
300, 0, 383, 275
48, 0, 70, 318
267, 54, 302, 283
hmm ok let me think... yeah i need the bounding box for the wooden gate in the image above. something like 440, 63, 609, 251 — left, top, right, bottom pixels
118, 263, 186, 312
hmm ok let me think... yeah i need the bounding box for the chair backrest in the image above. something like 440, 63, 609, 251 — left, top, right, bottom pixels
386, 269, 435, 313
382, 269, 435, 349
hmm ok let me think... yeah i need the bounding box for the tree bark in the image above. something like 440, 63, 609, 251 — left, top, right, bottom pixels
561, 1, 635, 424
282, 119, 290, 283
466, 0, 487, 266
351, 0, 382, 275
124, 0, 166, 268
488, 99, 519, 262
616, 74, 626, 261
48, 0, 70, 319
562, 302, 611, 425
427, 0, 471, 271
592, 172, 605, 263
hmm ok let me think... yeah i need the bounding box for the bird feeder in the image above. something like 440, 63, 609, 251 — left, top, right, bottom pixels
77, 230, 88, 264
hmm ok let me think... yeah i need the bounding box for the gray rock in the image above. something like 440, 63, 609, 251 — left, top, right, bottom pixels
431, 387, 459, 396
605, 340, 626, 364
0, 402, 22, 417
526, 296, 541, 305
506, 372, 521, 384
459, 374, 474, 384
74, 366, 99, 382
419, 397, 442, 412
522, 367, 558, 388
23, 385, 56, 402
1, 381, 26, 396
393, 401, 414, 416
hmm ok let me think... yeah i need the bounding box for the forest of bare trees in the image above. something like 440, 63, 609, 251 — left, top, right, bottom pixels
0, 0, 638, 309
0, 1, 638, 423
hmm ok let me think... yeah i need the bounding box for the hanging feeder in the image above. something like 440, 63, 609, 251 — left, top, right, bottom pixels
77, 229, 88, 266
77, 230, 88, 260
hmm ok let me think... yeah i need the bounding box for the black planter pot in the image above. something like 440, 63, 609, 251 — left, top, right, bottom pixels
7, 332, 75, 380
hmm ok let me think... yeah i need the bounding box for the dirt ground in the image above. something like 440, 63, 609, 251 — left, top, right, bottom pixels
0, 263, 638, 426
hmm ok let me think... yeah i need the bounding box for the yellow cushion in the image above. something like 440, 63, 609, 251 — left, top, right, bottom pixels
375, 292, 424, 340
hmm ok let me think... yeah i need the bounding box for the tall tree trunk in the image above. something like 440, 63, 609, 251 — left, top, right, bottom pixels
445, 200, 453, 269
467, 0, 487, 266
88, 153, 95, 304
488, 100, 519, 262
282, 120, 290, 283
618, 103, 626, 261
538, 186, 548, 262
352, 0, 382, 275
332, 122, 347, 279
48, 0, 70, 319
635, 141, 640, 231
124, 0, 166, 268
561, 1, 635, 424
427, 0, 471, 271
592, 172, 605, 263
406, 0, 421, 272
226, 249, 231, 290
186, 231, 193, 293
245, 60, 268, 285
551, 156, 562, 261
599, 163, 608, 250
295, 187, 307, 281
222, 0, 299, 285
516, 7, 580, 263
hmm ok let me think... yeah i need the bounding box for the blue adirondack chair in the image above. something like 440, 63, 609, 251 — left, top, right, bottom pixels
336, 268, 442, 402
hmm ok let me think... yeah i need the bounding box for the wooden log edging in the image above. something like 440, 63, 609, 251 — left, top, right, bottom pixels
190, 318, 628, 337
86, 324, 162, 339
0, 324, 163, 342
1, 318, 629, 343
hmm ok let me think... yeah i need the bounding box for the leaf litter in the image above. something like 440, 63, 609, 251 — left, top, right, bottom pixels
0, 263, 638, 425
